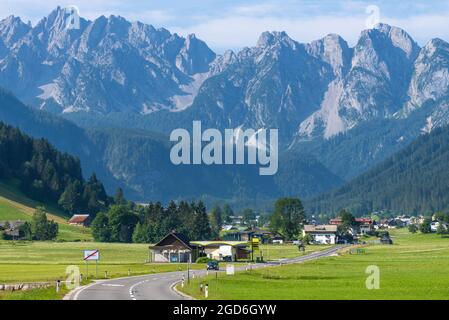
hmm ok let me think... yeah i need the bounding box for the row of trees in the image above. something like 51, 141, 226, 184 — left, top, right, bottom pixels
92, 201, 214, 243
90, 197, 309, 244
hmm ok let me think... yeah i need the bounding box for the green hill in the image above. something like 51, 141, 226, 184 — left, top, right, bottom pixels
0, 180, 92, 241
307, 125, 449, 216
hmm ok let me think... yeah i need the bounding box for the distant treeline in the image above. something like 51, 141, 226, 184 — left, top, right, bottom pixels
92, 201, 213, 243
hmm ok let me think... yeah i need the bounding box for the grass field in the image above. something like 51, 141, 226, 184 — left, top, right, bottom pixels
179, 229, 449, 300
0, 285, 71, 300
0, 180, 92, 241
0, 240, 209, 283
259, 244, 332, 261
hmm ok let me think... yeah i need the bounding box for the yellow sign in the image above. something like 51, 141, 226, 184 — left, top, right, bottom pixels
252, 238, 260, 251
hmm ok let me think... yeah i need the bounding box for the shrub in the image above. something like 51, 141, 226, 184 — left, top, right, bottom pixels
408, 224, 418, 234
196, 257, 217, 263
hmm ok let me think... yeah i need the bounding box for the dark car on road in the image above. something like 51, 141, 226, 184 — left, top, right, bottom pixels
207, 261, 219, 270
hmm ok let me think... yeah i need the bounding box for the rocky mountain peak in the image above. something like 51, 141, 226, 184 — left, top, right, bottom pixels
306, 33, 352, 77
0, 15, 31, 46
257, 31, 297, 49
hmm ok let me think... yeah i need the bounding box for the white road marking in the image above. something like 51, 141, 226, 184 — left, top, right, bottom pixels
102, 284, 124, 287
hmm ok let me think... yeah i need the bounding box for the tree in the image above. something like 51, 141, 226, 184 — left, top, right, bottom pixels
91, 211, 111, 242
114, 188, 126, 205
108, 205, 139, 243
257, 214, 269, 228
436, 223, 447, 235
241, 208, 256, 226
337, 209, 356, 235
408, 224, 418, 234
132, 222, 154, 243
301, 233, 313, 245
270, 198, 306, 240
19, 222, 32, 240
82, 173, 108, 216
30, 207, 58, 240
222, 204, 234, 224
191, 201, 212, 240
420, 218, 432, 234
58, 180, 82, 214
209, 206, 223, 238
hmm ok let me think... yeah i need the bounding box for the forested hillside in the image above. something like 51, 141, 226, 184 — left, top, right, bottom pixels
307, 125, 449, 215
0, 122, 110, 216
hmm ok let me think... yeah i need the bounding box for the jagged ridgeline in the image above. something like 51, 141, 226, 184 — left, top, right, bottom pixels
0, 122, 110, 216
1, 7, 449, 209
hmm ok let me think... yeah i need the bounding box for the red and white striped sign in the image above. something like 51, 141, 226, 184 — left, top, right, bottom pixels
83, 250, 100, 261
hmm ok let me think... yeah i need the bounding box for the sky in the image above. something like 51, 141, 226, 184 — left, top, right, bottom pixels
1, 0, 449, 52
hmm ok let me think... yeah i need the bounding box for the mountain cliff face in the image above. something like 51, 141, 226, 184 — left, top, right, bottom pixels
1, 9, 449, 148
1, 8, 449, 208
0, 87, 342, 208
0, 7, 216, 115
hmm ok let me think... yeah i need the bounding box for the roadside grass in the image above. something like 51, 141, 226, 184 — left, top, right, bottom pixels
0, 240, 206, 285
179, 229, 449, 300
0, 286, 70, 300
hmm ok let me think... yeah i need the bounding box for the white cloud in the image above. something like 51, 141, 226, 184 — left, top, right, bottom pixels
172, 10, 449, 52
233, 4, 281, 16
172, 15, 368, 51
116, 10, 174, 24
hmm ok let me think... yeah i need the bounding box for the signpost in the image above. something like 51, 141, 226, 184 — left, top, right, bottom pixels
226, 264, 235, 275
83, 250, 100, 278
251, 238, 260, 262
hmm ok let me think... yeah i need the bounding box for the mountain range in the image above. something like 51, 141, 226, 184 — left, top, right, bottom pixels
1, 7, 449, 212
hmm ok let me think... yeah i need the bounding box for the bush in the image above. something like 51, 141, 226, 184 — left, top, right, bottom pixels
195, 257, 217, 264
408, 224, 418, 234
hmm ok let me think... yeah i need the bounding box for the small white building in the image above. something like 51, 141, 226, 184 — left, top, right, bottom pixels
190, 241, 250, 261
431, 221, 440, 232
303, 225, 338, 245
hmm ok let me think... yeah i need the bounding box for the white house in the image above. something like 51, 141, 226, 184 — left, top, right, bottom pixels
303, 225, 338, 245
431, 221, 440, 232
190, 241, 250, 261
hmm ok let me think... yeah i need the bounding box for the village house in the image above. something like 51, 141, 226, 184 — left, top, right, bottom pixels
221, 227, 275, 244
303, 225, 338, 245
148, 233, 197, 263
0, 220, 25, 239
148, 233, 251, 263
68, 214, 91, 227
329, 218, 374, 235
190, 241, 250, 262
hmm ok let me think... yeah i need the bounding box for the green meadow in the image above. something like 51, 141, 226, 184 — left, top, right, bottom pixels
259, 244, 332, 261
0, 240, 208, 283
180, 229, 449, 300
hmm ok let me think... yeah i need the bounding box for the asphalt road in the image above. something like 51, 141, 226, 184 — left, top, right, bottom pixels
69, 245, 345, 300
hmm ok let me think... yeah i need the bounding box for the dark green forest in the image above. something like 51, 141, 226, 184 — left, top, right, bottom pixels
307, 125, 449, 216
0, 122, 110, 216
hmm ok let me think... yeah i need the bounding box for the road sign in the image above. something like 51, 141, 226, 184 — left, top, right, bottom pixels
83, 250, 100, 261
252, 238, 260, 251
226, 264, 235, 275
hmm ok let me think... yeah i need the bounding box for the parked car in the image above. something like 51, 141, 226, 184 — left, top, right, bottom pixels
207, 261, 219, 271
